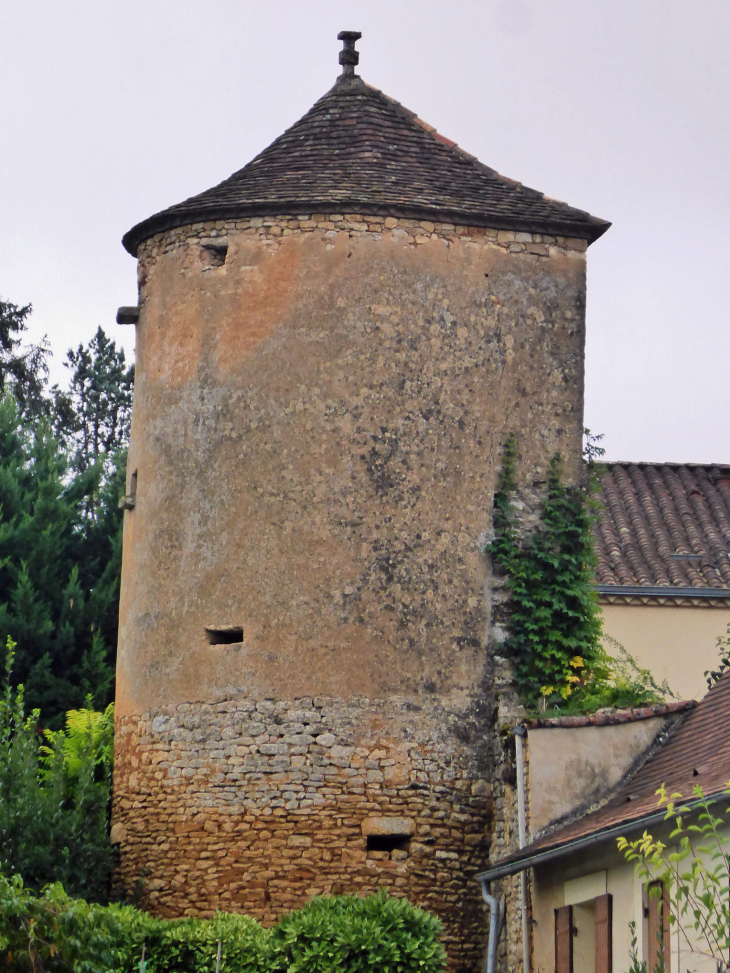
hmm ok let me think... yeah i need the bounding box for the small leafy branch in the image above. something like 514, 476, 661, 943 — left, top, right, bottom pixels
618, 782, 730, 970
704, 623, 730, 690
488, 432, 669, 713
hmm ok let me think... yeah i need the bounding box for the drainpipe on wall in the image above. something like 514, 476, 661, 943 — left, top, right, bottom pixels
479, 879, 504, 973
514, 724, 531, 973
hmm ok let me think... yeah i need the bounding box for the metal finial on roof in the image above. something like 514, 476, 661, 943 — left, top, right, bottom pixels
338, 31, 362, 76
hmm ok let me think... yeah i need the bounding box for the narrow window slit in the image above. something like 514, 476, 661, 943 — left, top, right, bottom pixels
205, 625, 243, 645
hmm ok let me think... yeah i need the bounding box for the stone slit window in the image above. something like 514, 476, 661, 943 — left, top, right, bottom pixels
204, 625, 243, 645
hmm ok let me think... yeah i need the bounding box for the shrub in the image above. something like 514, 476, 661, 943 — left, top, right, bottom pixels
138, 912, 269, 973
0, 872, 141, 972
0, 883, 447, 973
267, 892, 447, 973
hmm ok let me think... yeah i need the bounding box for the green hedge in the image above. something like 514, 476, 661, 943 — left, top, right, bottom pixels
0, 875, 446, 973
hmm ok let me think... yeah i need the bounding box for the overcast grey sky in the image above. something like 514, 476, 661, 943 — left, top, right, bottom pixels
1, 1, 728, 463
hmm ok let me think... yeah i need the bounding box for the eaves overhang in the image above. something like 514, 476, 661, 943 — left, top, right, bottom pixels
122, 203, 609, 257
476, 790, 727, 884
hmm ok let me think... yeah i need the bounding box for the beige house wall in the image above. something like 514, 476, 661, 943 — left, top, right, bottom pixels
528, 717, 668, 834
601, 603, 730, 700
531, 823, 729, 973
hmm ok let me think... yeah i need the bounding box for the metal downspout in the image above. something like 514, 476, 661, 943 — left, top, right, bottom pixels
479, 879, 502, 973
514, 725, 531, 973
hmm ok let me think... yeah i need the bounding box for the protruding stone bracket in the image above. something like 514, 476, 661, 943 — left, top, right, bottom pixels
338, 30, 362, 76
116, 305, 140, 325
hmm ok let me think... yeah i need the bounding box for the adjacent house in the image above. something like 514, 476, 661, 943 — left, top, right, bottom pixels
478, 673, 730, 973
595, 463, 730, 698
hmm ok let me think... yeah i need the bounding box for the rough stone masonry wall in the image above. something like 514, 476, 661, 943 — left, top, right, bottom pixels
113, 693, 493, 973
136, 212, 588, 275
489, 646, 531, 973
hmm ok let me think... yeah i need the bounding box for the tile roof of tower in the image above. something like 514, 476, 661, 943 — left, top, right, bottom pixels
122, 71, 610, 255
594, 462, 730, 599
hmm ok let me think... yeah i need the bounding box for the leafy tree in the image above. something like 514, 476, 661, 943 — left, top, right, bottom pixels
0, 396, 119, 722
0, 637, 113, 902
704, 622, 730, 689
487, 432, 671, 714
56, 326, 134, 480
0, 298, 50, 419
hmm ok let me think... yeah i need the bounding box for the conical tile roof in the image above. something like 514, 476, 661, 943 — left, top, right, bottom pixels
123, 65, 610, 255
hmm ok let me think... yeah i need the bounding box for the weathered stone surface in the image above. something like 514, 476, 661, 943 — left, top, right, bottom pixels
114, 212, 589, 973
113, 693, 493, 970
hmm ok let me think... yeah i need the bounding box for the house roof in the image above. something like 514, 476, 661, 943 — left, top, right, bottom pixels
594, 463, 730, 602
122, 39, 610, 255
478, 670, 730, 882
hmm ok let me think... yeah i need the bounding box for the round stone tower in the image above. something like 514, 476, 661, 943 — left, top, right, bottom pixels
112, 32, 608, 971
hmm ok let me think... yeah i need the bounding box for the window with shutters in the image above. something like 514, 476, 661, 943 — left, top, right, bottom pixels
555, 894, 612, 973
555, 904, 573, 973
644, 881, 670, 973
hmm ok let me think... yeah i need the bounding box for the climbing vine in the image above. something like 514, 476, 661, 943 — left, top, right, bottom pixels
488, 433, 604, 710
488, 431, 671, 714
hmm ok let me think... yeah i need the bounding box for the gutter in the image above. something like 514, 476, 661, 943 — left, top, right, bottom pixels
596, 585, 730, 599
476, 791, 728, 884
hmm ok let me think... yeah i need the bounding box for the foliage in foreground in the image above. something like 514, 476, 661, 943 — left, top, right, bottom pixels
618, 781, 730, 970
267, 893, 447, 973
0, 637, 113, 902
0, 883, 446, 973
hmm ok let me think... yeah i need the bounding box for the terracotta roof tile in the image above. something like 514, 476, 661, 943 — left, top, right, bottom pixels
594, 463, 730, 593
122, 73, 609, 255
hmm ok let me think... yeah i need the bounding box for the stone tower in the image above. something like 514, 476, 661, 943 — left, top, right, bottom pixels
112, 33, 608, 972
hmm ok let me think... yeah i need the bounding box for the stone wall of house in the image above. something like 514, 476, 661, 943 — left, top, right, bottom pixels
112, 693, 493, 972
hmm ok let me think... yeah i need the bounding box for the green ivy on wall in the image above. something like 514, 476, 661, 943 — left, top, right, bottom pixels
488, 433, 670, 714
488, 434, 603, 709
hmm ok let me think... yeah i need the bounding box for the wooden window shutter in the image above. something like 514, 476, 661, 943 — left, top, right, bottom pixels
647, 881, 670, 973
594, 893, 613, 973
555, 905, 573, 973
